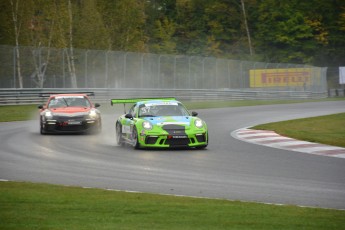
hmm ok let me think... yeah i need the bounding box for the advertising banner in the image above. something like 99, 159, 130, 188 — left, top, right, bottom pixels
250, 68, 312, 87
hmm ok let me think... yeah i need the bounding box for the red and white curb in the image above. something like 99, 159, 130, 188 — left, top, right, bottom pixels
232, 128, 345, 159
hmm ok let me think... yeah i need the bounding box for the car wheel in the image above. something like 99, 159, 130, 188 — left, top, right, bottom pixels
116, 123, 124, 146
195, 145, 207, 150
132, 127, 140, 149
40, 120, 46, 135
95, 119, 102, 134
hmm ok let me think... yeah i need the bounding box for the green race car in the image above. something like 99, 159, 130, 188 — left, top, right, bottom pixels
111, 98, 208, 149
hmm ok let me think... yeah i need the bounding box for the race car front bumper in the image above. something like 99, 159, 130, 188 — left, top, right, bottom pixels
42, 118, 101, 133
139, 131, 208, 148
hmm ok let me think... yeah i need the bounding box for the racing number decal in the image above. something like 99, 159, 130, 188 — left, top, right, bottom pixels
122, 117, 135, 134
122, 125, 131, 134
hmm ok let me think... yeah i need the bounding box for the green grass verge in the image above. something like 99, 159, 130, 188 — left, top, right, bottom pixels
1, 181, 344, 230
253, 113, 345, 148
182, 98, 345, 110
0, 105, 37, 122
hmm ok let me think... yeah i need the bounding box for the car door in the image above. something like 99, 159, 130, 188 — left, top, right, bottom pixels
121, 104, 137, 139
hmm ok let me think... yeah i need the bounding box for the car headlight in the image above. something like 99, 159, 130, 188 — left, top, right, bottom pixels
45, 111, 53, 119
194, 119, 203, 128
89, 109, 98, 118
142, 121, 152, 130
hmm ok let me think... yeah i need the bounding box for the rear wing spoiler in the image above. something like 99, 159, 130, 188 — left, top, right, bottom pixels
111, 97, 176, 113
39, 92, 95, 97
110, 97, 176, 106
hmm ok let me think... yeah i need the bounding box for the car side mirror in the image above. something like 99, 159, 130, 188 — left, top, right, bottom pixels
192, 111, 198, 116
94, 103, 100, 108
125, 114, 133, 119
38, 105, 44, 109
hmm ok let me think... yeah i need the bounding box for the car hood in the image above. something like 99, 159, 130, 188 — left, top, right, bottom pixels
49, 107, 91, 114
143, 116, 193, 127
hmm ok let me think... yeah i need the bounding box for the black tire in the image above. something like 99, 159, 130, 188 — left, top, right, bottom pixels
40, 119, 46, 135
94, 119, 102, 134
116, 123, 124, 146
195, 145, 207, 150
132, 127, 140, 149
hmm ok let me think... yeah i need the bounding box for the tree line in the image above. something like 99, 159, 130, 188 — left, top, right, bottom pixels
1, 0, 344, 88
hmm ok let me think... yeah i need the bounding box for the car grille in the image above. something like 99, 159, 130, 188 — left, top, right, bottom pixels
145, 136, 158, 144
162, 124, 185, 134
162, 124, 190, 146
56, 124, 86, 132
165, 137, 190, 146
55, 115, 86, 121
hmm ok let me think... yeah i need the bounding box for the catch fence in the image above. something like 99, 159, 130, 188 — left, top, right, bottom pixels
0, 45, 327, 94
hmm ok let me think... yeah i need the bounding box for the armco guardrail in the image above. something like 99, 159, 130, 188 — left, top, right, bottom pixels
328, 88, 345, 97
0, 88, 329, 105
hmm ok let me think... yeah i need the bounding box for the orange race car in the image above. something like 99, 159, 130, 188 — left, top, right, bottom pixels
38, 93, 102, 134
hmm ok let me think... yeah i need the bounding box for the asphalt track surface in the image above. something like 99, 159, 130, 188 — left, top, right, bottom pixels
1, 101, 345, 210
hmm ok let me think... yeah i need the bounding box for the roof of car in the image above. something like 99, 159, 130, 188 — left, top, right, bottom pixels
110, 97, 176, 106
136, 99, 180, 106
39, 92, 94, 98
50, 94, 88, 97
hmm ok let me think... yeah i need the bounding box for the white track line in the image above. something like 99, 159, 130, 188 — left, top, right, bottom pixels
232, 128, 345, 159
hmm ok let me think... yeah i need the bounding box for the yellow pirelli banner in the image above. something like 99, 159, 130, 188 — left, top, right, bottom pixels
250, 68, 313, 87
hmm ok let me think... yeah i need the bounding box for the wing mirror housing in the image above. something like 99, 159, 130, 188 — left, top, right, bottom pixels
125, 114, 133, 119
191, 111, 198, 117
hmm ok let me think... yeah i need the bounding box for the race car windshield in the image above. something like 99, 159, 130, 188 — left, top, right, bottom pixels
139, 103, 189, 117
48, 96, 91, 108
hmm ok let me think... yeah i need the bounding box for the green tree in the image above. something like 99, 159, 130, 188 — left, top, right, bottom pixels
1, 0, 345, 76
0, 1, 16, 45
28, 0, 59, 88
203, 0, 242, 57
254, 0, 316, 63
341, 7, 345, 31
302, 0, 345, 67
173, 0, 255, 58
145, 0, 177, 54
74, 0, 110, 50
6, 0, 35, 88
150, 17, 177, 54
99, 0, 147, 52
174, 0, 208, 55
